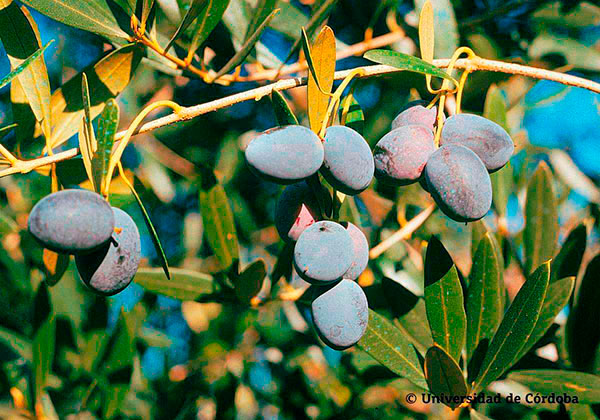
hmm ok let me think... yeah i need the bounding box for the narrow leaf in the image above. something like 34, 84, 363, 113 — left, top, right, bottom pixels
567, 255, 600, 371
418, 0, 434, 63
42, 249, 70, 287
307, 25, 335, 132
551, 224, 586, 283
165, 0, 208, 52
473, 262, 550, 392
524, 162, 557, 276
135, 267, 214, 300
20, 0, 130, 41
49, 44, 143, 149
0, 2, 52, 138
415, 0, 459, 59
212, 8, 279, 80
124, 177, 170, 279
515, 276, 574, 361
270, 90, 298, 125
31, 283, 55, 403
424, 345, 468, 409
243, 0, 277, 43
137, 0, 155, 29
358, 310, 428, 390
199, 171, 239, 271
424, 237, 466, 363
92, 99, 119, 194
235, 259, 266, 303
79, 73, 97, 189
0, 326, 32, 361
339, 93, 364, 134
466, 233, 502, 361
0, 41, 51, 90
364, 49, 456, 83
187, 0, 231, 60
508, 370, 600, 404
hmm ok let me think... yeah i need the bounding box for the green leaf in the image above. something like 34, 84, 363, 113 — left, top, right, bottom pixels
0, 327, 32, 361
490, 164, 513, 217
199, 171, 239, 271
551, 224, 586, 283
483, 84, 508, 130
20, 0, 129, 41
32, 283, 55, 403
357, 310, 428, 390
135, 267, 214, 300
270, 90, 298, 125
243, 0, 276, 43
234, 259, 266, 303
470, 409, 493, 420
271, 241, 294, 287
79, 73, 97, 190
0, 2, 52, 138
567, 255, 600, 371
515, 276, 574, 361
339, 93, 364, 134
165, 0, 208, 52
124, 177, 170, 279
529, 34, 600, 72
42, 248, 70, 287
137, 0, 155, 29
364, 49, 456, 83
212, 8, 279, 80
0, 208, 18, 235
306, 25, 335, 132
0, 41, 51, 90
466, 233, 503, 361
49, 44, 143, 149
424, 236, 466, 363
473, 262, 550, 392
414, 0, 459, 59
138, 326, 173, 348
524, 162, 557, 276
187, 0, 231, 60
508, 370, 600, 404
92, 99, 119, 195
424, 345, 468, 409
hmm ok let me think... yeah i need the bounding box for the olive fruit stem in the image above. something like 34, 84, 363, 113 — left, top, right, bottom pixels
104, 100, 182, 198
369, 203, 436, 259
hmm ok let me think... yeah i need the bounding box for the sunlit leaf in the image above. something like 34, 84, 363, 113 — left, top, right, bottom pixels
363, 49, 456, 83
424, 345, 468, 409
20, 0, 130, 41
358, 310, 428, 389
473, 262, 550, 392
466, 233, 502, 361
508, 370, 600, 404
524, 162, 557, 276
0, 2, 52, 138
424, 237, 466, 363
135, 267, 214, 300
306, 25, 335, 132
49, 44, 143, 149
415, 0, 459, 59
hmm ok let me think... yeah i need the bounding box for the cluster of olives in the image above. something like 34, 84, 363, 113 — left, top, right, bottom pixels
28, 189, 141, 295
373, 101, 514, 222
245, 124, 374, 349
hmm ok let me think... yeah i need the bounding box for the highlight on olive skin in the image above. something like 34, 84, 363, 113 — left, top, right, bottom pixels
311, 279, 369, 350
440, 113, 514, 172
244, 125, 324, 184
373, 125, 436, 185
28, 189, 115, 255
275, 181, 331, 242
320, 125, 375, 195
344, 222, 369, 280
424, 144, 493, 222
293, 220, 354, 284
75, 207, 141, 296
391, 100, 441, 132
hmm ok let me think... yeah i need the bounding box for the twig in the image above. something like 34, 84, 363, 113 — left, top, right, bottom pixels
2, 57, 600, 178
369, 204, 436, 259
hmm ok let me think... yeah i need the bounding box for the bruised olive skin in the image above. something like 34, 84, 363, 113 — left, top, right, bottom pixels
28, 189, 115, 254
321, 125, 374, 195
76, 208, 141, 296
311, 279, 369, 350
424, 144, 492, 222
440, 113, 514, 172
245, 125, 324, 184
